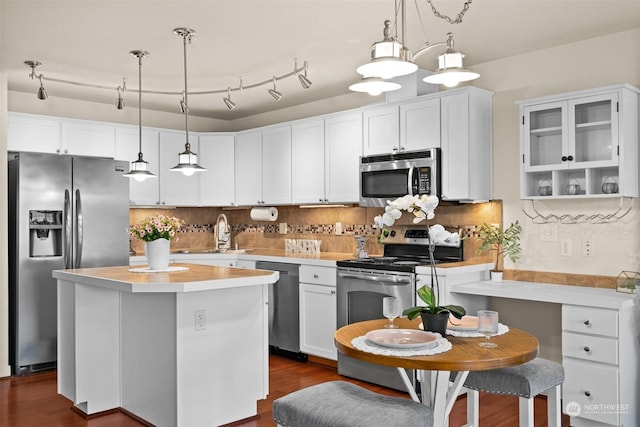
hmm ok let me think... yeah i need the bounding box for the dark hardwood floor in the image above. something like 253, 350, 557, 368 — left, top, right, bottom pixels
1, 354, 570, 426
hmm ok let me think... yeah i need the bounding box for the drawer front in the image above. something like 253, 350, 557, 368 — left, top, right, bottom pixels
562, 332, 618, 365
563, 358, 619, 426
562, 305, 618, 337
300, 265, 336, 286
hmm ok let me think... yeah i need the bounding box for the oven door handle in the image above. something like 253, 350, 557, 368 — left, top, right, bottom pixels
338, 272, 412, 284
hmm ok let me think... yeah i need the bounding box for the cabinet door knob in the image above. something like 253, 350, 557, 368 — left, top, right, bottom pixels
56, 148, 61, 153
63, 149, 68, 154
583, 346, 591, 352
330, 290, 336, 295
392, 146, 398, 152
584, 319, 591, 326
584, 390, 591, 397
561, 156, 568, 161
567, 155, 574, 161
313, 274, 319, 279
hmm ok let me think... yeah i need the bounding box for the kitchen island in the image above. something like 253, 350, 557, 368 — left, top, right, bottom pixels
53, 263, 279, 427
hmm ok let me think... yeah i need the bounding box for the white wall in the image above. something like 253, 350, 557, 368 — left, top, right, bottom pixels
476, 27, 640, 277
1, 72, 11, 377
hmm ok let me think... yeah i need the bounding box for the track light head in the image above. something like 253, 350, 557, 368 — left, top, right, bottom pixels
223, 87, 236, 110
37, 75, 48, 100
116, 87, 125, 110
269, 77, 282, 101
298, 73, 312, 89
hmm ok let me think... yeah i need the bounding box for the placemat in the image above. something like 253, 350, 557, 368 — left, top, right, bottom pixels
128, 266, 189, 273
352, 334, 452, 356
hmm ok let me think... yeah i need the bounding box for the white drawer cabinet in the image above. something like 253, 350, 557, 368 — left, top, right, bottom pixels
299, 265, 337, 360
562, 304, 638, 426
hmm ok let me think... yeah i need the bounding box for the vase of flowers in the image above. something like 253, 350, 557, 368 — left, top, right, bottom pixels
373, 195, 466, 336
129, 215, 184, 270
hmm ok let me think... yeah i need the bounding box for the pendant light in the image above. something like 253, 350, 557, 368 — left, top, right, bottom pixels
170, 27, 205, 176
124, 50, 156, 182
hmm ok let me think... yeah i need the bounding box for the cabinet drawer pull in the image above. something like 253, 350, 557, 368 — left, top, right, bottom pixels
313, 274, 319, 279
583, 319, 591, 326
583, 346, 590, 352
584, 390, 591, 397
330, 290, 336, 295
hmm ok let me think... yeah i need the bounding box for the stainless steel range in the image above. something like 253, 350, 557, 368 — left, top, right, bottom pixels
336, 227, 463, 391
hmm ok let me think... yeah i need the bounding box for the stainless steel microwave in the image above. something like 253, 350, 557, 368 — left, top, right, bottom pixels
359, 148, 440, 207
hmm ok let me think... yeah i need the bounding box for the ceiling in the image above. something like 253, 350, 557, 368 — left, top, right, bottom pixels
2, 0, 640, 120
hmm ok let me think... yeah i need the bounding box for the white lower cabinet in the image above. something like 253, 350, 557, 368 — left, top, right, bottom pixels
562, 304, 638, 426
299, 265, 337, 360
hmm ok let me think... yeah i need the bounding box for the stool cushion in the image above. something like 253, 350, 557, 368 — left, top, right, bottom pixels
273, 381, 433, 427
463, 358, 565, 398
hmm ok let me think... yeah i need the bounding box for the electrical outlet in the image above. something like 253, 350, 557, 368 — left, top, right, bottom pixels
194, 309, 206, 331
335, 222, 342, 235
582, 239, 594, 257
539, 224, 557, 242
560, 239, 572, 256
279, 223, 287, 234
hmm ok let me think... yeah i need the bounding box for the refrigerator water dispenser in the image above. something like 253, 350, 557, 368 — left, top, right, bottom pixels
29, 210, 62, 257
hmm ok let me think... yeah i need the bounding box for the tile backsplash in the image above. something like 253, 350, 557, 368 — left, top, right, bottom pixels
129, 201, 503, 262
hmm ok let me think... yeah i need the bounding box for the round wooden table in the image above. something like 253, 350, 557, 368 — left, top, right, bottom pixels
334, 318, 539, 427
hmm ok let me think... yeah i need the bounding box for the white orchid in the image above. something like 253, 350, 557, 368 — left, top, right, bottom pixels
373, 194, 440, 242
428, 224, 460, 246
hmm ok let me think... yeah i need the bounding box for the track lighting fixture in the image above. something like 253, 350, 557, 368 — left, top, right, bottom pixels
269, 77, 282, 101
296, 59, 312, 89
223, 87, 236, 110
170, 27, 205, 176
124, 50, 156, 181
24, 38, 309, 112
350, 0, 478, 95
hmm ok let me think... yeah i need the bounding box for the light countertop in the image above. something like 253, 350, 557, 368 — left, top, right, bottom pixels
53, 263, 279, 293
451, 280, 638, 310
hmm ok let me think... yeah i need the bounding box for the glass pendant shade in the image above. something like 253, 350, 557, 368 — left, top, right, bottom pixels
423, 51, 479, 87
349, 77, 401, 96
124, 153, 155, 182
170, 143, 205, 176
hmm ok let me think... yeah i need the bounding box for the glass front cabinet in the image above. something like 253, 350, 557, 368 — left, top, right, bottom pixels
518, 84, 639, 199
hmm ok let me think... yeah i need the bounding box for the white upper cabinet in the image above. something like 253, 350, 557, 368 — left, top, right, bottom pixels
440, 87, 494, 202
235, 130, 263, 206
363, 105, 400, 155
519, 84, 639, 199
115, 126, 161, 206
198, 133, 236, 206
158, 131, 200, 206
61, 120, 115, 158
262, 125, 292, 204
400, 97, 440, 150
292, 119, 326, 204
8, 112, 115, 158
324, 112, 363, 203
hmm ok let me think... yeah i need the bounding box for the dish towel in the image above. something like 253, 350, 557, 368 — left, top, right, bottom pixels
352, 335, 452, 357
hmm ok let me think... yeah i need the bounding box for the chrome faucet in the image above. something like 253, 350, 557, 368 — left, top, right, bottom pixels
214, 213, 231, 251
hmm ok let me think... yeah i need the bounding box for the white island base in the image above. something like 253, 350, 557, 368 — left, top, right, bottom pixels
54, 263, 279, 427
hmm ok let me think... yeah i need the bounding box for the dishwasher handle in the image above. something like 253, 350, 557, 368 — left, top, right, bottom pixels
337, 271, 411, 284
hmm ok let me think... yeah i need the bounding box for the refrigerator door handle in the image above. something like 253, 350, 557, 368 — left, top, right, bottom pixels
64, 189, 72, 269
75, 189, 83, 268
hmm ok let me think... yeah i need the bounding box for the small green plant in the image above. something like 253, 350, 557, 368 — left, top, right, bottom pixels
403, 284, 466, 320
477, 221, 522, 272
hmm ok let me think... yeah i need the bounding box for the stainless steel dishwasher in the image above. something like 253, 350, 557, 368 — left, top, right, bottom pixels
255, 261, 303, 357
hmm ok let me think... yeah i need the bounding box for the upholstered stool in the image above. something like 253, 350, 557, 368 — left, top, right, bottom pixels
273, 380, 433, 427
462, 358, 564, 427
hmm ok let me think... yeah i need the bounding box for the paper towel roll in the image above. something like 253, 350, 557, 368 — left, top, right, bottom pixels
250, 207, 278, 222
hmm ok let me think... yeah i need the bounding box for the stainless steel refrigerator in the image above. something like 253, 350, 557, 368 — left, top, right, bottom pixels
8, 152, 130, 375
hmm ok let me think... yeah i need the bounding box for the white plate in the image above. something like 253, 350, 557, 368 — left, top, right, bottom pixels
365, 329, 439, 349
448, 315, 478, 331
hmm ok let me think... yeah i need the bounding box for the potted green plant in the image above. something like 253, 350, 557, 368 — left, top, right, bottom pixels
476, 221, 522, 282
374, 195, 466, 336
